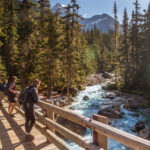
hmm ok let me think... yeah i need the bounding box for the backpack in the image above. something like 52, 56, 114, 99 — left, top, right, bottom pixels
5, 83, 11, 96
18, 87, 29, 105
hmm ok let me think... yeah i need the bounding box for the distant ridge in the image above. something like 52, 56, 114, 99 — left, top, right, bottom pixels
52, 3, 116, 33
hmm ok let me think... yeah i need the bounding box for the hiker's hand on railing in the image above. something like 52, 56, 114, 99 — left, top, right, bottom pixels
39, 95, 46, 100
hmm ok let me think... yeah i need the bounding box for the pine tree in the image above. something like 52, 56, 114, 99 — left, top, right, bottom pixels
39, 12, 64, 97
141, 3, 150, 88
37, 0, 51, 40
121, 8, 129, 85
0, 1, 4, 48
113, 1, 119, 84
17, 0, 39, 88
133, 0, 142, 78
63, 0, 86, 96
1, 0, 18, 77
64, 4, 73, 96
127, 0, 142, 86
0, 56, 7, 79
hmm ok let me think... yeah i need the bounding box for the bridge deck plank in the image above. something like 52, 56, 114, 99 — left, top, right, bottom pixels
0, 101, 59, 150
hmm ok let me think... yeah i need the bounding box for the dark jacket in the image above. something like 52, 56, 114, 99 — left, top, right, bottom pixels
24, 86, 40, 109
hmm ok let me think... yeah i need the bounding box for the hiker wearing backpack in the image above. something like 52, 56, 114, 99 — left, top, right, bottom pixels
0, 79, 8, 106
7, 76, 18, 117
23, 79, 42, 141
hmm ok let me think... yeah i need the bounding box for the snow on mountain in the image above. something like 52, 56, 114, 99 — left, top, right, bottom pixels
81, 14, 115, 33
52, 3, 116, 33
52, 3, 66, 15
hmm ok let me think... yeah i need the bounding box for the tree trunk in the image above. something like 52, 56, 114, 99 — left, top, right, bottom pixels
47, 81, 52, 98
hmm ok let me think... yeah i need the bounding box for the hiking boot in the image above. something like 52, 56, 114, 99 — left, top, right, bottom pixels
29, 134, 35, 140
9, 114, 15, 117
25, 134, 34, 142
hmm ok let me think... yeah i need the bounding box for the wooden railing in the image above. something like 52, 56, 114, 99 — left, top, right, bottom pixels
5, 98, 150, 150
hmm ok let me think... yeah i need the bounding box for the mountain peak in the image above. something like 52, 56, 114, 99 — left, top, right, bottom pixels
52, 3, 66, 13
54, 3, 62, 7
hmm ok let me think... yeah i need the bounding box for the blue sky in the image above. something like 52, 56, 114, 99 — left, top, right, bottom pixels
51, 0, 150, 22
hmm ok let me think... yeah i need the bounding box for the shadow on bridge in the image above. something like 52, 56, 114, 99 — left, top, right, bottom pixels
0, 101, 57, 150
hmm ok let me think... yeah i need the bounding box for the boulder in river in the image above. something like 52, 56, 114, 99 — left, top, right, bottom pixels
83, 96, 89, 101
102, 72, 113, 79
104, 94, 115, 100
98, 105, 124, 119
70, 88, 79, 97
57, 116, 86, 136
131, 121, 145, 132
102, 83, 117, 90
145, 107, 150, 113
138, 128, 150, 140
132, 121, 150, 140
123, 104, 139, 111
86, 74, 104, 86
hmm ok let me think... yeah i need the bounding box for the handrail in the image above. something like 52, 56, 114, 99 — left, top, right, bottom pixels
37, 100, 150, 150
35, 110, 102, 150
4, 97, 150, 150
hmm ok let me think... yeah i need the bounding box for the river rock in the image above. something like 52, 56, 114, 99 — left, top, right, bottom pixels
102, 72, 113, 79
130, 113, 139, 117
59, 87, 79, 97
86, 74, 104, 86
78, 85, 86, 91
123, 104, 139, 111
70, 88, 79, 97
57, 116, 86, 136
102, 83, 117, 90
145, 107, 150, 113
131, 121, 145, 132
138, 128, 150, 140
98, 105, 124, 119
101, 93, 115, 100
105, 94, 115, 100
83, 96, 89, 101
114, 91, 122, 97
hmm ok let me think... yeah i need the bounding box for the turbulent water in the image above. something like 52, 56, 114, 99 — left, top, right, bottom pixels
67, 85, 150, 150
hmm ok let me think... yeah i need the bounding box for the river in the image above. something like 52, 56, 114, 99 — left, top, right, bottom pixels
66, 84, 150, 150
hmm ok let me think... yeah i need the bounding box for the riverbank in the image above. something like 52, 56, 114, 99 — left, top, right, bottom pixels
67, 83, 150, 150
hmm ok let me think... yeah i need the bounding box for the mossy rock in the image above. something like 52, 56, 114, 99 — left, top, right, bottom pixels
102, 83, 117, 91
78, 85, 86, 91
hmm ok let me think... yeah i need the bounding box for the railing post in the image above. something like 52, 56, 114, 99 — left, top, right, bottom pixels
92, 114, 108, 150
45, 101, 55, 133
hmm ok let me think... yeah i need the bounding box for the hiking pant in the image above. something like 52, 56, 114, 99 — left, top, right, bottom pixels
24, 106, 35, 133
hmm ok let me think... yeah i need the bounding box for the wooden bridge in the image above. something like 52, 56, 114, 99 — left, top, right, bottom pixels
0, 97, 150, 150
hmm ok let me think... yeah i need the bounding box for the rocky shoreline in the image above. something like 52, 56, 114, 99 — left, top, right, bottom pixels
44, 72, 115, 108
46, 73, 150, 140
86, 72, 115, 86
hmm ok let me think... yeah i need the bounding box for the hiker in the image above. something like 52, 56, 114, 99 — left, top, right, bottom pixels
0, 79, 8, 92
7, 76, 18, 116
23, 79, 42, 141
0, 79, 8, 106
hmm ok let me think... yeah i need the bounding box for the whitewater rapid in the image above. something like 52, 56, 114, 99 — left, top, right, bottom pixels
66, 85, 150, 150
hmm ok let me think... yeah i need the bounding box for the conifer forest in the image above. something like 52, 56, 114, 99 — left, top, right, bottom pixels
0, 0, 150, 97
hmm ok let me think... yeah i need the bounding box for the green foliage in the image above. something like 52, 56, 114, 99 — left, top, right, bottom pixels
0, 0, 150, 96
0, 56, 7, 79
63, 0, 87, 95
0, 1, 4, 48
0, 0, 19, 77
